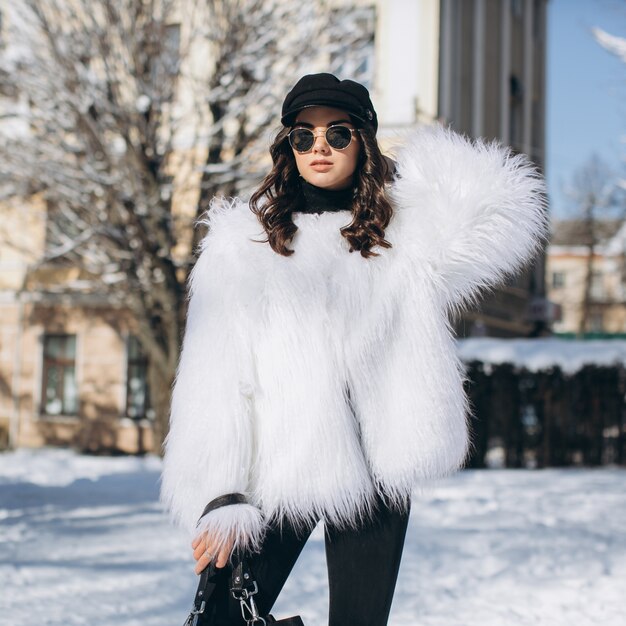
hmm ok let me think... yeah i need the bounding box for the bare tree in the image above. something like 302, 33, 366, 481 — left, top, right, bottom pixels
563, 155, 623, 336
0, 0, 368, 450
192, 0, 376, 249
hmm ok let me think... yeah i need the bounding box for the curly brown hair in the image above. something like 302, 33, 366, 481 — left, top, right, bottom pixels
249, 122, 395, 258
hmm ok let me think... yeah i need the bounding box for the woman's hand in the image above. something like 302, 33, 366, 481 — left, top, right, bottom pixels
191, 531, 235, 575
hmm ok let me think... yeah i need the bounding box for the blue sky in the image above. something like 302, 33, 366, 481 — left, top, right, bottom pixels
547, 0, 626, 217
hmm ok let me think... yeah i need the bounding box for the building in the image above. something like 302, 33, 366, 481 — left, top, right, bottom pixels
547, 219, 626, 336
437, 0, 551, 337
0, 0, 551, 452
325, 0, 552, 337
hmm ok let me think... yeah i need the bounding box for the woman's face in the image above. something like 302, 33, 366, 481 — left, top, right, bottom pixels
291, 106, 360, 191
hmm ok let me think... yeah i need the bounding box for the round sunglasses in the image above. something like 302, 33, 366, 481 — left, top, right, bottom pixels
288, 125, 358, 153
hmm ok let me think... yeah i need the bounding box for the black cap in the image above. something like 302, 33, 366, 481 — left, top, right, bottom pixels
281, 73, 378, 134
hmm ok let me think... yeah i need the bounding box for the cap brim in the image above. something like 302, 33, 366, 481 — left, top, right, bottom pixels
281, 100, 368, 127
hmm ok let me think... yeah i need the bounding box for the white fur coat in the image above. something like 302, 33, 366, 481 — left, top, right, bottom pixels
159, 124, 549, 556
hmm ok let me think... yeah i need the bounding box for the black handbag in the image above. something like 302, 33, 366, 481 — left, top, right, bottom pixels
182, 553, 305, 626
182, 495, 305, 626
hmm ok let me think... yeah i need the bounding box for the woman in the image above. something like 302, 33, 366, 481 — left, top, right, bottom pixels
161, 73, 549, 625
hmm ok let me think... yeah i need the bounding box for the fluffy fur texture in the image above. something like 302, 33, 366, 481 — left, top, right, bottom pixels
194, 503, 266, 558
160, 124, 550, 554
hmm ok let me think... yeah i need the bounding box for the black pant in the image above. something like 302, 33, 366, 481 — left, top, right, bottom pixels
210, 493, 411, 626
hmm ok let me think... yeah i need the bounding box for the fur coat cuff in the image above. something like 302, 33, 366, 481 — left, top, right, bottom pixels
193, 503, 266, 558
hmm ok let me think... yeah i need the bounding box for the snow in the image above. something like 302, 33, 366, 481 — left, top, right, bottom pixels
457, 337, 626, 374
1, 448, 624, 626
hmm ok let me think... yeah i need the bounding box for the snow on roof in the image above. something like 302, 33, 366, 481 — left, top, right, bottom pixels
549, 219, 623, 247
457, 337, 626, 374
549, 219, 626, 258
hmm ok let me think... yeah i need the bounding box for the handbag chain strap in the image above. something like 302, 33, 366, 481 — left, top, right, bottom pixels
230, 558, 267, 625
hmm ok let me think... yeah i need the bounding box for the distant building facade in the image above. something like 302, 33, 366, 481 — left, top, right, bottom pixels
437, 0, 551, 337
547, 219, 626, 336
354, 0, 551, 337
0, 0, 551, 452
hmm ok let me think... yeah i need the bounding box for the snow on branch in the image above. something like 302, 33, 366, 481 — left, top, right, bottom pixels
592, 26, 626, 64
0, 0, 373, 441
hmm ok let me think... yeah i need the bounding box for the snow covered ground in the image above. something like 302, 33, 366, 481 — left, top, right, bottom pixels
0, 448, 624, 626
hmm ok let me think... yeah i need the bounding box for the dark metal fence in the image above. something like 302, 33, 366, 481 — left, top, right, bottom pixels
463, 361, 626, 468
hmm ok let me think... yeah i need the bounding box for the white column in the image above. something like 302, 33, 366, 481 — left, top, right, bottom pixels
522, 0, 535, 157
377, 0, 422, 127
472, 0, 485, 137
416, 0, 441, 124
439, 0, 453, 123
499, 0, 511, 142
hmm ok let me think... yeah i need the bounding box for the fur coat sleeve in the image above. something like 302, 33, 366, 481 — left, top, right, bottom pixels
159, 201, 266, 556
389, 124, 550, 315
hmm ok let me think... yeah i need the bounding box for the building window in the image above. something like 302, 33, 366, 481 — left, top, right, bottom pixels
551, 271, 566, 289
590, 271, 605, 300
589, 311, 604, 333
41, 334, 78, 416
619, 255, 626, 288
126, 335, 152, 419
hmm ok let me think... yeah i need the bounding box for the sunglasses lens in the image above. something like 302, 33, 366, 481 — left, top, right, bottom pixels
289, 126, 354, 152
326, 126, 353, 150
289, 129, 314, 153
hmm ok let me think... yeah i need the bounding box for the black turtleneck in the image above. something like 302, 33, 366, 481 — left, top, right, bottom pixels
295, 179, 355, 214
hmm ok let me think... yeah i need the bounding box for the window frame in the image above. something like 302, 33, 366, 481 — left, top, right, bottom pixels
551, 271, 566, 289
124, 334, 152, 420
40, 333, 79, 418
